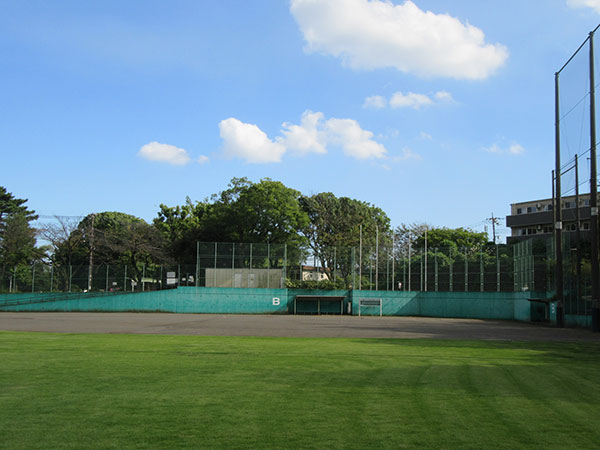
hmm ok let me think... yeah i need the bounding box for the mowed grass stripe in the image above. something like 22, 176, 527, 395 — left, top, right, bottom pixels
0, 332, 599, 449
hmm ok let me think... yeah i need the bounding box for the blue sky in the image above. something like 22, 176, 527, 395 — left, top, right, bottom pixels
2, 0, 600, 242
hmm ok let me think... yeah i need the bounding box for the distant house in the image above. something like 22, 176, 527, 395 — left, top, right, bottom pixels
301, 265, 331, 281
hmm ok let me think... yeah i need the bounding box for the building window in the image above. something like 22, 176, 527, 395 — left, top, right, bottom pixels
520, 229, 527, 236
584, 199, 590, 206
544, 226, 553, 233
584, 222, 590, 230
564, 201, 572, 209
547, 204, 553, 211
516, 208, 522, 215
527, 207, 533, 213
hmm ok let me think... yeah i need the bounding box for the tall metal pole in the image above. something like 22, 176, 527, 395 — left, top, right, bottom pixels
359, 225, 362, 290
375, 226, 379, 290
408, 238, 412, 291
552, 170, 556, 261
575, 154, 583, 313
555, 71, 565, 328
87, 213, 95, 292
391, 235, 395, 291
424, 227, 428, 292
590, 31, 600, 331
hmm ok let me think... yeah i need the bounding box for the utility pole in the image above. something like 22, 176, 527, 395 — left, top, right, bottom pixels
87, 213, 95, 292
486, 213, 502, 244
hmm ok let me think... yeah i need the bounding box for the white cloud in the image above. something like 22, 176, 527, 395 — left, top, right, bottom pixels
325, 118, 387, 159
219, 118, 286, 164
138, 142, 191, 165
219, 111, 387, 162
434, 91, 454, 102
484, 142, 524, 156
390, 92, 433, 109
290, 0, 508, 80
419, 132, 433, 140
197, 155, 210, 164
363, 95, 387, 109
280, 111, 327, 154
393, 147, 422, 161
509, 144, 525, 155
367, 90, 454, 110
567, 0, 600, 13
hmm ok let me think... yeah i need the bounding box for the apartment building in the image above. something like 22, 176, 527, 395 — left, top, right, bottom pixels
506, 194, 593, 243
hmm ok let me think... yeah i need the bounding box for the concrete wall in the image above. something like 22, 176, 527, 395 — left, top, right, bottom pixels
0, 287, 537, 322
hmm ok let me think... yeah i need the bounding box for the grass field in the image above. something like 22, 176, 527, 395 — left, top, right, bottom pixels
1, 332, 599, 449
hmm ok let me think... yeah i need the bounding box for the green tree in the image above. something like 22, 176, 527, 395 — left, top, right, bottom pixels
154, 198, 211, 262
411, 226, 489, 252
299, 193, 390, 279
154, 178, 309, 262
0, 188, 39, 290
210, 178, 308, 245
0, 213, 38, 288
0, 186, 38, 228
52, 212, 168, 288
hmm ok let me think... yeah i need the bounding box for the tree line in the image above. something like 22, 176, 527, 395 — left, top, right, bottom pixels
1, 179, 504, 292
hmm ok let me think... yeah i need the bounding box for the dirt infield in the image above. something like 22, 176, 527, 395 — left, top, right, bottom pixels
1, 312, 599, 341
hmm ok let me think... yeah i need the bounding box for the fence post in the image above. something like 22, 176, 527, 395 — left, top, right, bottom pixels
142, 265, 146, 292
375, 227, 379, 291
69, 265, 72, 292
31, 264, 35, 293
449, 248, 453, 292
267, 242, 270, 289
402, 252, 406, 291
359, 225, 362, 290
352, 247, 356, 289
12, 266, 17, 292
391, 235, 395, 291
480, 251, 484, 292
513, 247, 517, 292
196, 242, 200, 287
496, 245, 500, 292
424, 229, 428, 292
214, 243, 217, 286
420, 253, 423, 291
408, 245, 412, 291
369, 250, 373, 290
435, 249, 438, 292
464, 249, 468, 292
50, 264, 54, 292
106, 265, 109, 292
124, 265, 127, 291
283, 244, 287, 288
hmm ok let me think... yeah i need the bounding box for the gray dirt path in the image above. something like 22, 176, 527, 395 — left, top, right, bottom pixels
1, 312, 599, 341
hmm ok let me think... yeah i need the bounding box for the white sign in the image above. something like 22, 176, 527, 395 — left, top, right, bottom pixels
272, 297, 280, 306
167, 272, 176, 278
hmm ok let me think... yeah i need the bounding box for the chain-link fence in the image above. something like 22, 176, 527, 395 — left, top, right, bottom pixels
0, 241, 541, 294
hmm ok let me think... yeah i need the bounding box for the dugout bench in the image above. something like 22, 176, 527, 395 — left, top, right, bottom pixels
293, 295, 346, 315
